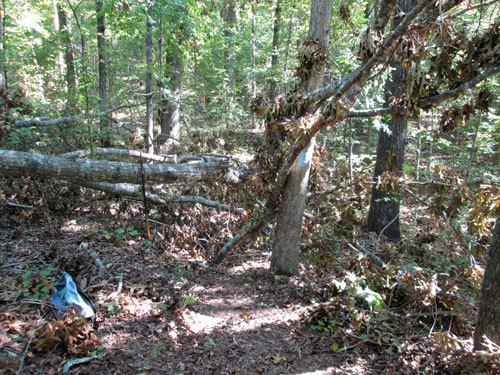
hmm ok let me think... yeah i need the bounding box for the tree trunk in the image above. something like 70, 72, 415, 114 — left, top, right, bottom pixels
0, 150, 239, 186
57, 4, 77, 114
269, 0, 281, 101
250, 0, 256, 128
474, 216, 500, 350
96, 0, 110, 146
157, 2, 185, 149
158, 40, 183, 146
221, 0, 236, 127
52, 0, 64, 79
222, 0, 236, 89
0, 0, 6, 91
282, 0, 295, 92
366, 0, 414, 241
493, 125, 500, 166
145, 6, 154, 154
271, 0, 333, 276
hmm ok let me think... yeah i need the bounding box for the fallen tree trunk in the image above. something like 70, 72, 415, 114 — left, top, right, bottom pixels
61, 147, 202, 163
0, 150, 251, 185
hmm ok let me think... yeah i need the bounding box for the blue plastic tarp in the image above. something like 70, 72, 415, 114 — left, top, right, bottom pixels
51, 272, 96, 319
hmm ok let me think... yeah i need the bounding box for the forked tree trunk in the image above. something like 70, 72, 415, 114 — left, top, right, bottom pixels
474, 216, 500, 350
366, 0, 414, 240
271, 0, 333, 276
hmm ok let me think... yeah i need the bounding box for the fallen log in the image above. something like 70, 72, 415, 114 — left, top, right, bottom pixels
0, 150, 251, 185
61, 148, 202, 163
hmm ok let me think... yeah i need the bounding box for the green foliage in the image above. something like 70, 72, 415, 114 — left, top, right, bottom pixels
175, 294, 196, 312
22, 266, 58, 299
105, 300, 123, 316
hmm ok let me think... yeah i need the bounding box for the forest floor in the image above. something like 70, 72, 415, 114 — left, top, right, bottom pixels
0, 179, 496, 375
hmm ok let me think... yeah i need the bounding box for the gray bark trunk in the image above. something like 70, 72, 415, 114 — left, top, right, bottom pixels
269, 0, 281, 101
222, 0, 236, 89
145, 7, 154, 154
158, 40, 183, 146
474, 216, 500, 350
0, 0, 6, 91
221, 0, 236, 127
250, 1, 256, 128
0, 150, 231, 186
96, 0, 110, 146
366, 0, 414, 240
57, 4, 77, 114
271, 0, 333, 276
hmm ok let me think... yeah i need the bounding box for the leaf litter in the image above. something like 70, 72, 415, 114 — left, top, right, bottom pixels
0, 174, 498, 374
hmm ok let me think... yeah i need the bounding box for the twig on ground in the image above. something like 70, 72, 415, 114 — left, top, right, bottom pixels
349, 242, 386, 267
7, 202, 34, 210
62, 356, 96, 373
16, 337, 33, 375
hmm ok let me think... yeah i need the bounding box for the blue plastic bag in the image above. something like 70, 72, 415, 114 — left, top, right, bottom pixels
51, 272, 96, 319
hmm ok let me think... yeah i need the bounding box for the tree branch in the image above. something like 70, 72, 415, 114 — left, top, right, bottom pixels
347, 107, 394, 118
307, 0, 435, 106
75, 181, 244, 212
418, 65, 500, 108
14, 103, 142, 127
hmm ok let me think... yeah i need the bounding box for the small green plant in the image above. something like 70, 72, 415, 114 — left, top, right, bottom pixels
105, 300, 122, 316
151, 343, 172, 358
115, 227, 138, 241
175, 295, 196, 312
203, 337, 216, 347
142, 239, 153, 247
91, 345, 106, 359
154, 301, 169, 310
22, 266, 58, 299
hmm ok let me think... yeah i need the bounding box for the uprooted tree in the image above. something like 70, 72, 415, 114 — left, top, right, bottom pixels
1, 0, 499, 275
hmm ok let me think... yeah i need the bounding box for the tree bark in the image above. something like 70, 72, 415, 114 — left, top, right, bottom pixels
145, 6, 154, 154
0, 150, 239, 186
366, 0, 414, 240
474, 216, 500, 350
269, 0, 281, 101
157, 3, 185, 148
220, 0, 236, 128
0, 0, 6, 91
282, 0, 295, 92
222, 0, 236, 90
96, 0, 110, 146
57, 4, 77, 114
271, 0, 333, 276
158, 40, 183, 146
493, 126, 500, 166
250, 0, 256, 128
